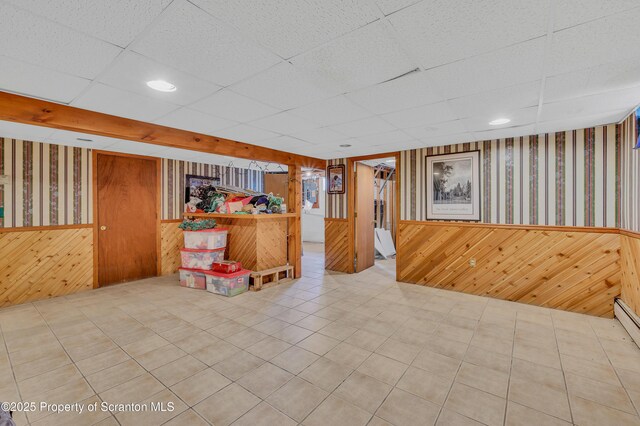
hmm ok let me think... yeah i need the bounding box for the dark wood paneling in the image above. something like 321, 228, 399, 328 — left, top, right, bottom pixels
397, 221, 621, 317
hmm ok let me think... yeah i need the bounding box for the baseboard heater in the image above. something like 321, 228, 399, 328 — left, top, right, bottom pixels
614, 298, 640, 347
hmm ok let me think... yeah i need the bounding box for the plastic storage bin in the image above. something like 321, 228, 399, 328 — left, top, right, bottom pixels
180, 248, 225, 269
178, 268, 207, 289
212, 260, 242, 274
183, 228, 228, 250
204, 269, 250, 297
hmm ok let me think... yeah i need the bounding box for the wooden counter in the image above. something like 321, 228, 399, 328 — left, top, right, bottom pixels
183, 213, 295, 271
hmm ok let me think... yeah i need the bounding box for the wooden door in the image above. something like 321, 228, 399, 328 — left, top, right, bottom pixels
264, 172, 289, 204
96, 153, 159, 286
355, 163, 375, 272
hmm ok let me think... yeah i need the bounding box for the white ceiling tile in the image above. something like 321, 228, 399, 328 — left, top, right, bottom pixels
329, 116, 396, 138
46, 129, 123, 149
250, 112, 318, 134
190, 89, 280, 122
190, 0, 379, 58
259, 135, 313, 152
460, 106, 538, 133
549, 9, 640, 76
132, 1, 280, 86
154, 108, 237, 135
155, 147, 205, 161
389, 0, 548, 69
98, 51, 221, 106
375, 0, 422, 16
355, 129, 414, 147
554, 0, 639, 32
543, 70, 591, 103
230, 62, 336, 109
536, 109, 630, 134
403, 120, 468, 140
346, 70, 444, 115
448, 81, 541, 119
290, 127, 349, 144
425, 38, 546, 99
0, 120, 54, 141
4, 0, 173, 47
539, 86, 640, 122
72, 83, 179, 122
105, 140, 171, 156
585, 58, 640, 95
288, 95, 372, 126
213, 124, 279, 143
0, 2, 122, 79
472, 124, 536, 141
291, 21, 416, 93
0, 56, 91, 103
381, 101, 457, 129
416, 132, 475, 148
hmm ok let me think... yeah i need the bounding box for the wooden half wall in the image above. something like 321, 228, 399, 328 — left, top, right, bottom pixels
0, 225, 93, 307
161, 220, 184, 275
397, 221, 622, 317
620, 231, 640, 316
325, 218, 351, 273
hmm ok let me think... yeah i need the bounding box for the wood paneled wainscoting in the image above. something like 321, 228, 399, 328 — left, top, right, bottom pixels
161, 219, 184, 275
397, 221, 622, 317
0, 225, 93, 307
325, 218, 352, 273
620, 231, 640, 316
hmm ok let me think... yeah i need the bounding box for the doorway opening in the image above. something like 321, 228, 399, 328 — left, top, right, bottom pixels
354, 157, 397, 277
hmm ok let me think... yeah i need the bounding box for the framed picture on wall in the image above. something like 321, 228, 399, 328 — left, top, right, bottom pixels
327, 164, 345, 194
425, 151, 481, 221
185, 174, 221, 212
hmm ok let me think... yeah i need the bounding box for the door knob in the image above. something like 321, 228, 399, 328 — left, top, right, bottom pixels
100, 225, 107, 231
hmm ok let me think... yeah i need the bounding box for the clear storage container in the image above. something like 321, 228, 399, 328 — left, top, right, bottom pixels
183, 228, 228, 249
180, 248, 225, 269
178, 268, 207, 289
204, 269, 250, 297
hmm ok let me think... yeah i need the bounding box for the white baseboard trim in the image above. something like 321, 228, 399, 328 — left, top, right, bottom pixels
614, 298, 640, 348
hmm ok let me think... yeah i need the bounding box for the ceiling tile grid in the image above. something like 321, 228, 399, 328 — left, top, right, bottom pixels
0, 0, 638, 160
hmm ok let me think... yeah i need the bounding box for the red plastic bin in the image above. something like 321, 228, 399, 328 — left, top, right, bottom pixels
211, 260, 242, 274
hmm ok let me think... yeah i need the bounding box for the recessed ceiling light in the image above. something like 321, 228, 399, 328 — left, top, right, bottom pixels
385, 159, 396, 163
339, 144, 352, 148
489, 118, 510, 126
146, 80, 177, 92
76, 137, 93, 142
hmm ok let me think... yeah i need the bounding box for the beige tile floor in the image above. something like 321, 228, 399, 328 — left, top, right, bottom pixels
1, 242, 640, 425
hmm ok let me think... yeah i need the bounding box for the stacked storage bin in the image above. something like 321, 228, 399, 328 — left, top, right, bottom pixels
179, 228, 228, 289
178, 227, 251, 297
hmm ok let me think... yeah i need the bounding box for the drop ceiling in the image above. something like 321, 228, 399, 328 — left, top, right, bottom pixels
0, 0, 638, 161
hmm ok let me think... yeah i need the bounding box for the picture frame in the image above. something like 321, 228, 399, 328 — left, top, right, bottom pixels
425, 151, 481, 221
184, 174, 221, 212
327, 164, 346, 194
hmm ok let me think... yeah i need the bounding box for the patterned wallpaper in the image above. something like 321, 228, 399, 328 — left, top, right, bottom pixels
161, 158, 264, 220
400, 120, 631, 228
619, 113, 640, 232
0, 138, 91, 228
325, 158, 348, 219
0, 137, 265, 227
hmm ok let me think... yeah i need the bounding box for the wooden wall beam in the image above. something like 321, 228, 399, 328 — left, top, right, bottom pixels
288, 165, 302, 278
0, 91, 326, 169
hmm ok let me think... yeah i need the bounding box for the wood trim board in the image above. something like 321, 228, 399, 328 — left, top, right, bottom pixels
0, 91, 325, 169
